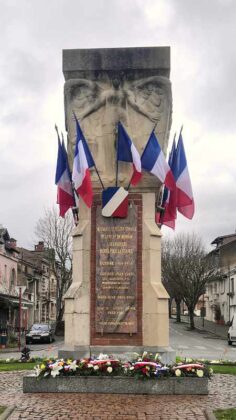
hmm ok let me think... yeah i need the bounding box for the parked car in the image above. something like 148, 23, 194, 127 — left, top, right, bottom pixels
26, 324, 55, 344
228, 315, 236, 345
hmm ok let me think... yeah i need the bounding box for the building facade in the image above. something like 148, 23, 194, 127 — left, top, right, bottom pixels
17, 242, 57, 326
0, 225, 57, 341
206, 234, 236, 324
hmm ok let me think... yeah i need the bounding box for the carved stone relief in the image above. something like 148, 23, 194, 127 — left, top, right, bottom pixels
63, 49, 172, 190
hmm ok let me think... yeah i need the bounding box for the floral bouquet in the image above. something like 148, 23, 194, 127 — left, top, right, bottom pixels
34, 352, 212, 380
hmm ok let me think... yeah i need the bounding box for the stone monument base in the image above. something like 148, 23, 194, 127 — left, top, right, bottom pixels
23, 375, 208, 395
58, 345, 176, 365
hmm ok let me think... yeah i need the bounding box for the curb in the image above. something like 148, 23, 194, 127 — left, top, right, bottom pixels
0, 406, 16, 420
205, 409, 217, 420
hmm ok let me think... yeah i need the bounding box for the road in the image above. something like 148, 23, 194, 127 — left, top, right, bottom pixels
1, 320, 236, 361
0, 337, 64, 360
169, 318, 236, 361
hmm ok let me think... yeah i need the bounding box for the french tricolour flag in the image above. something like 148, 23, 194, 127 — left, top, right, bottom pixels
159, 138, 177, 229
173, 132, 194, 219
55, 135, 75, 217
102, 187, 129, 218
72, 117, 95, 208
117, 122, 142, 186
141, 131, 175, 191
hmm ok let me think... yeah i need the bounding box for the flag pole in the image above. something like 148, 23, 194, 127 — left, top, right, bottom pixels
115, 124, 119, 187
72, 111, 105, 191
94, 164, 105, 190
55, 124, 60, 143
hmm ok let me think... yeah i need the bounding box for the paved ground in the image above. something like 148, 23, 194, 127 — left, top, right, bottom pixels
0, 371, 235, 419
0, 338, 64, 360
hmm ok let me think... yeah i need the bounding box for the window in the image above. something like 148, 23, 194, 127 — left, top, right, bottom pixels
231, 278, 234, 294
10, 269, 16, 287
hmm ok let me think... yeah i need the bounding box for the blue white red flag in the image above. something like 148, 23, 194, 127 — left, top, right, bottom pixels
55, 134, 75, 217
141, 131, 175, 191
172, 132, 194, 219
159, 138, 177, 229
72, 117, 95, 208
102, 187, 129, 218
117, 122, 142, 186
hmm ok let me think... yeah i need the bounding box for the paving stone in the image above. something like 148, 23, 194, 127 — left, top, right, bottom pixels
0, 371, 235, 419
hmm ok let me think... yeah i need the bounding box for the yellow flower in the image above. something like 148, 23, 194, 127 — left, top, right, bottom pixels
40, 364, 46, 370
67, 359, 72, 365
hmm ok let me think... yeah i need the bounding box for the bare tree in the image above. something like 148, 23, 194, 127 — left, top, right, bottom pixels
162, 239, 183, 323
35, 207, 74, 328
162, 233, 220, 329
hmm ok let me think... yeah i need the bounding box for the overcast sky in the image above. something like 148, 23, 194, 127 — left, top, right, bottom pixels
0, 0, 235, 250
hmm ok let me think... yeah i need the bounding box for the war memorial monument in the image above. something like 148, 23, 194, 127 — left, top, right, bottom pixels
23, 47, 210, 395
59, 46, 173, 361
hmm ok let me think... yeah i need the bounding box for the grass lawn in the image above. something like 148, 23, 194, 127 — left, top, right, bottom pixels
0, 362, 36, 372
210, 365, 236, 375
214, 408, 236, 419
0, 406, 6, 414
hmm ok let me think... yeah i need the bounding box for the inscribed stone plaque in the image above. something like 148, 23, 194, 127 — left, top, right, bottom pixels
95, 203, 137, 333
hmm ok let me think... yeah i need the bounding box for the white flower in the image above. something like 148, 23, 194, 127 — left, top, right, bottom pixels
154, 353, 161, 361
5, 358, 11, 363
196, 369, 204, 378
142, 351, 148, 359
93, 365, 99, 371
69, 361, 78, 372
97, 353, 109, 360
129, 366, 134, 371
186, 358, 193, 363
175, 369, 182, 377
87, 363, 93, 368
51, 368, 61, 378
107, 367, 113, 373
106, 361, 111, 366
34, 365, 41, 377
51, 362, 63, 378
44, 371, 50, 377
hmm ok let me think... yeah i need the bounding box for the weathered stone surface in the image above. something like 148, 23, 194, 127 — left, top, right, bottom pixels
63, 47, 172, 189
63, 47, 170, 74
63, 47, 171, 356
23, 375, 208, 395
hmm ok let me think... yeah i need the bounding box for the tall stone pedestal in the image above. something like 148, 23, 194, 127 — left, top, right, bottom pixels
60, 193, 174, 363
59, 46, 175, 363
